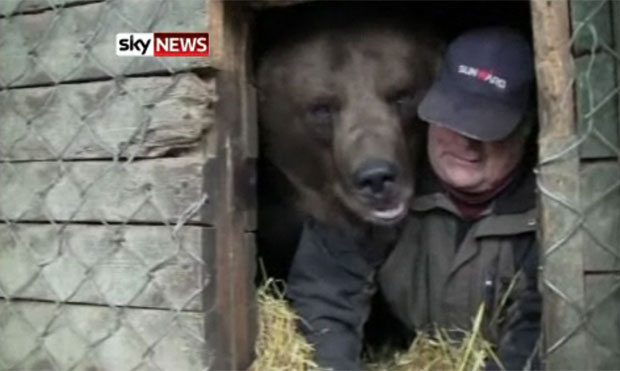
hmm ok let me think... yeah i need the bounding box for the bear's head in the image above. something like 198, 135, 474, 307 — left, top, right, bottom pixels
257, 13, 441, 230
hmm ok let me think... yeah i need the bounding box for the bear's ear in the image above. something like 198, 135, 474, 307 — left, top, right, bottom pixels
414, 27, 445, 78
421, 33, 445, 78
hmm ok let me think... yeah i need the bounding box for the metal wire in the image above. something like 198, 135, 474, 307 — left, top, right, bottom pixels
2, 0, 619, 370
0, 0, 214, 369
538, 1, 620, 368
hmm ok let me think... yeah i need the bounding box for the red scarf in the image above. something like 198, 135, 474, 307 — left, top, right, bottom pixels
441, 165, 523, 220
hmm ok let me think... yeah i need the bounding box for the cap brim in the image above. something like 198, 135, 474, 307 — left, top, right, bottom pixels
418, 81, 524, 141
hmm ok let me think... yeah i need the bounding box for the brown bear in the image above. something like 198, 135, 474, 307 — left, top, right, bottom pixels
256, 5, 442, 280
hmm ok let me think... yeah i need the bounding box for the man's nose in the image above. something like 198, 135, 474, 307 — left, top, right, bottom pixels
456, 132, 482, 150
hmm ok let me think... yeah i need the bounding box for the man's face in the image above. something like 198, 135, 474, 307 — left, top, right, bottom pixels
427, 124, 526, 194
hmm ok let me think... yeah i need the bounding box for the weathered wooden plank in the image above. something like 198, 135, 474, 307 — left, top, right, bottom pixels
244, 83, 258, 231
211, 1, 256, 369
0, 224, 212, 310
0, 73, 216, 161
0, 0, 102, 17
532, 0, 589, 369
584, 274, 620, 370
581, 162, 620, 272
0, 300, 209, 370
0, 156, 212, 224
575, 53, 619, 159
0, 0, 210, 88
570, 0, 613, 54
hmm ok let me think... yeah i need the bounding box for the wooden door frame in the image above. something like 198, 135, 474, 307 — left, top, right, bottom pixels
208, 1, 257, 369
207, 0, 585, 369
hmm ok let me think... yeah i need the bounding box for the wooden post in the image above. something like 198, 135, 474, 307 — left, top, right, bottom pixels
531, 0, 589, 369
208, 1, 257, 369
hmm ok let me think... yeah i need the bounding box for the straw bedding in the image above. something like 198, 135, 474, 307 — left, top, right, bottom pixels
252, 280, 498, 371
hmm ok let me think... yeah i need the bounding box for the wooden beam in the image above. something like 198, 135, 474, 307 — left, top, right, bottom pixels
0, 224, 212, 311
0, 73, 216, 161
0, 156, 213, 224
532, 0, 589, 369
208, 1, 256, 369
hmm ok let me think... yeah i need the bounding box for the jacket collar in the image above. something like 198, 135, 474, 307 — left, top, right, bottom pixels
412, 164, 536, 216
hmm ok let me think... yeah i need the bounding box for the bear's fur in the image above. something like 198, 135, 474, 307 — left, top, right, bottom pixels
256, 5, 442, 279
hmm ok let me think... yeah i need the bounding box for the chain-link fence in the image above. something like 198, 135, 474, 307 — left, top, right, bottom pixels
534, 0, 620, 369
3, 0, 620, 370
0, 0, 217, 369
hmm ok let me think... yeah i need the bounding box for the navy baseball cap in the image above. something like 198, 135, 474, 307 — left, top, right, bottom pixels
418, 27, 534, 141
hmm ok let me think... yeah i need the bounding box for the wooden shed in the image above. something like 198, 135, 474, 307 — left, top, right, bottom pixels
0, 0, 618, 370
0, 0, 221, 369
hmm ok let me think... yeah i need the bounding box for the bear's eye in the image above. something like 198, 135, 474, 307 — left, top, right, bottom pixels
306, 101, 337, 128
390, 91, 418, 119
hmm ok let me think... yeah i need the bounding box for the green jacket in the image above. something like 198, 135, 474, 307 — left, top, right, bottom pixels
287, 169, 541, 371
378, 169, 541, 370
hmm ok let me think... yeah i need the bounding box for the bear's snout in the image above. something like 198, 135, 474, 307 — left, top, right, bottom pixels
353, 158, 398, 201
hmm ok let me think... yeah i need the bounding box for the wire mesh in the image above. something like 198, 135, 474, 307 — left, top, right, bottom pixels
0, 0, 215, 370
536, 0, 620, 369
2, 0, 620, 370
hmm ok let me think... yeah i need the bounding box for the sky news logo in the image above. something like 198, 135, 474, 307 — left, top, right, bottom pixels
116, 33, 209, 57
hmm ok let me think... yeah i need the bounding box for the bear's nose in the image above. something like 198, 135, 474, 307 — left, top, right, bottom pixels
353, 159, 398, 199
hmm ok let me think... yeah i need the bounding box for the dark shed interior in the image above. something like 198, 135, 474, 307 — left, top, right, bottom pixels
253, 0, 534, 351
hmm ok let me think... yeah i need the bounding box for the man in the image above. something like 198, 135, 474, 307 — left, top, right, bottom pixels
379, 27, 540, 370
288, 27, 541, 371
